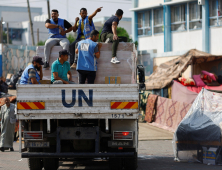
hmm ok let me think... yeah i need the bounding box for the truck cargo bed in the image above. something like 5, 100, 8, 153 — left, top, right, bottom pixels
36, 42, 137, 84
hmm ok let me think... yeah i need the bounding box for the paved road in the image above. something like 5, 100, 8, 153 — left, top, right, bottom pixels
0, 123, 221, 169
1, 140, 222, 170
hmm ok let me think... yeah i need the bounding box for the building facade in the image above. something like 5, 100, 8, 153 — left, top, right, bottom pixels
131, 0, 221, 76
0, 6, 42, 45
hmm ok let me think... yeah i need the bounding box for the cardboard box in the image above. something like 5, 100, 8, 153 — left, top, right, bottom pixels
202, 147, 217, 165
6, 73, 13, 80
39, 80, 51, 84
105, 77, 121, 84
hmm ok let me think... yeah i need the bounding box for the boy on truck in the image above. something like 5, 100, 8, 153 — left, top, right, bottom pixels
70, 7, 103, 69
100, 9, 128, 64
51, 50, 75, 84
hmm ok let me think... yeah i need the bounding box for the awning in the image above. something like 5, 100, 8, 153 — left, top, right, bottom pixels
130, 0, 197, 11
163, 0, 196, 5
129, 4, 163, 11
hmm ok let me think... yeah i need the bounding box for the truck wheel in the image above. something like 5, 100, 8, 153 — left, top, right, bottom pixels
27, 148, 43, 170
124, 152, 138, 170
43, 158, 59, 170
109, 158, 122, 170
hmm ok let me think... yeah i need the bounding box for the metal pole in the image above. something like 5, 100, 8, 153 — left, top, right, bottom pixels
19, 120, 22, 153
67, 0, 69, 20
47, 0, 50, 19
0, 17, 3, 43
7, 23, 9, 44
37, 28, 39, 45
27, 0, 35, 46
26, 45, 28, 66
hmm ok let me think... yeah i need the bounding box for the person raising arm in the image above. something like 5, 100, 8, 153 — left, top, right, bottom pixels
70, 7, 102, 69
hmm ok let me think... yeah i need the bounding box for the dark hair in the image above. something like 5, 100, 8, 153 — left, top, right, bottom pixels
90, 30, 99, 38
80, 8, 87, 13
116, 9, 123, 16
52, 9, 59, 13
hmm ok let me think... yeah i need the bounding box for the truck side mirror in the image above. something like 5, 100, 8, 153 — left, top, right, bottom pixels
137, 65, 145, 90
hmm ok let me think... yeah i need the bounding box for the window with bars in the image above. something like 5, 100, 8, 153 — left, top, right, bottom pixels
154, 8, 164, 34
209, 0, 222, 26
137, 11, 152, 36
189, 3, 202, 29
171, 5, 186, 31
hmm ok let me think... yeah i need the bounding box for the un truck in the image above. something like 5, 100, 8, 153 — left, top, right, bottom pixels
16, 43, 145, 170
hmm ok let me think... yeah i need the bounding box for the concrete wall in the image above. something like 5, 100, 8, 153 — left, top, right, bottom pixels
210, 27, 222, 55
171, 30, 202, 52
2, 45, 36, 77
137, 0, 163, 7
138, 34, 164, 53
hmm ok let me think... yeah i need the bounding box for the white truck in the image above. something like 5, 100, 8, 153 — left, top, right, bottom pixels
16, 43, 145, 170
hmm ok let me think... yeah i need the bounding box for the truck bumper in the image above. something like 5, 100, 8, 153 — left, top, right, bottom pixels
22, 152, 134, 158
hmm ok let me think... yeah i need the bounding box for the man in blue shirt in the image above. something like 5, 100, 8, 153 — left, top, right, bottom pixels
51, 50, 75, 84
20, 56, 44, 84
44, 9, 73, 68
76, 30, 102, 84
70, 7, 102, 69
100, 9, 128, 64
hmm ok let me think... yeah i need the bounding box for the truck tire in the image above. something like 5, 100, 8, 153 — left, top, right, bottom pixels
43, 158, 59, 170
27, 149, 43, 170
109, 158, 122, 170
124, 152, 138, 170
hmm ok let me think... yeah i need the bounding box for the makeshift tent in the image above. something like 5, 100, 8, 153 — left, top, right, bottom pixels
173, 89, 222, 163
146, 49, 222, 90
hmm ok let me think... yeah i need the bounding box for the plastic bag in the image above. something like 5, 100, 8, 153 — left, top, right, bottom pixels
173, 89, 222, 164
0, 81, 8, 94
9, 69, 23, 89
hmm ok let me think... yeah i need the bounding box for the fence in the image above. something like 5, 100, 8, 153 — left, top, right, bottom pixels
1, 44, 36, 77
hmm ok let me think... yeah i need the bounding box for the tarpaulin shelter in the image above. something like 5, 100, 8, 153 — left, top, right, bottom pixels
173, 89, 222, 164
145, 49, 222, 90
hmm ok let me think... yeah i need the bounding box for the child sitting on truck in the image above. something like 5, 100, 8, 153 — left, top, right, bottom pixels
51, 50, 75, 84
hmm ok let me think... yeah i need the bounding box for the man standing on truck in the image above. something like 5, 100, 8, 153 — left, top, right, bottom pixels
20, 56, 44, 84
44, 9, 73, 68
75, 30, 102, 84
100, 9, 128, 64
51, 50, 75, 84
0, 97, 16, 152
69, 7, 103, 69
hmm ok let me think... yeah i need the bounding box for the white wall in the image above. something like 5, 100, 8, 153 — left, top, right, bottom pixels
138, 34, 164, 53
2, 11, 40, 22
137, 0, 163, 7
172, 30, 202, 52
22, 21, 30, 45
22, 21, 48, 45
118, 21, 132, 35
210, 27, 222, 55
